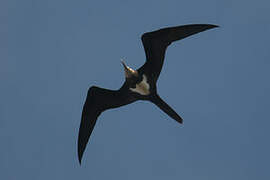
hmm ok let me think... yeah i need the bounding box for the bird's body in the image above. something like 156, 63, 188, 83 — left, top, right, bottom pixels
78, 24, 218, 164
130, 74, 150, 95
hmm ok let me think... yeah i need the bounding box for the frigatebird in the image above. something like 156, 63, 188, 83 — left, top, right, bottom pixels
78, 24, 218, 164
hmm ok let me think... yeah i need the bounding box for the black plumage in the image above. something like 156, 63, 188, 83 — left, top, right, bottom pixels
78, 24, 218, 164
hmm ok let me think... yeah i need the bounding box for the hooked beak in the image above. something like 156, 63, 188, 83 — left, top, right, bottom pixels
121, 60, 138, 78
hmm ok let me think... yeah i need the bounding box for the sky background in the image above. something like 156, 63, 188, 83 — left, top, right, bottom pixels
2, 0, 270, 179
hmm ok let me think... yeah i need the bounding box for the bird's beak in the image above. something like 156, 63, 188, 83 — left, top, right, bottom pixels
121, 60, 137, 78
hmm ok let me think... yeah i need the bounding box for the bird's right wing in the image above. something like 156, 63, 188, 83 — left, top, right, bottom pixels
78, 86, 133, 164
139, 24, 218, 82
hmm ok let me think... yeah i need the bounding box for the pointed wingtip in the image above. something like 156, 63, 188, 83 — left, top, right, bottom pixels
78, 151, 83, 165
204, 24, 219, 29
78, 142, 84, 165
211, 24, 219, 28
197, 24, 219, 34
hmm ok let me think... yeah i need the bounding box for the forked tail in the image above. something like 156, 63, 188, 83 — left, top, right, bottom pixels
150, 94, 183, 124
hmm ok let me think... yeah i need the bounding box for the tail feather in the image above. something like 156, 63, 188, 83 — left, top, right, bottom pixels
150, 94, 183, 124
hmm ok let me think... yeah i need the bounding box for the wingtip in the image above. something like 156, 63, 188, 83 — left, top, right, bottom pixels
78, 144, 83, 165
78, 153, 83, 165
200, 24, 219, 33
211, 24, 219, 28
204, 24, 219, 29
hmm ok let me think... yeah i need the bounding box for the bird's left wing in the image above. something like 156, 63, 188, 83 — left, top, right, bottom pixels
139, 24, 218, 82
78, 86, 133, 164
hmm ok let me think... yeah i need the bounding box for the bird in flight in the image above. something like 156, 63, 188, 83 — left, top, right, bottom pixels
78, 24, 218, 164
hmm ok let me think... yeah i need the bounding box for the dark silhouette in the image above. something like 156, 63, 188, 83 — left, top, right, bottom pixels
78, 24, 218, 164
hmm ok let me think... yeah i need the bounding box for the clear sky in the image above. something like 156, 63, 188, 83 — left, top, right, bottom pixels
2, 0, 270, 179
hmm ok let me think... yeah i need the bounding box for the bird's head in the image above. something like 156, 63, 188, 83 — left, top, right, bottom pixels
121, 60, 138, 80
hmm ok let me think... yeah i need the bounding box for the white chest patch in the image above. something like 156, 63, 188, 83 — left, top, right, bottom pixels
130, 74, 150, 95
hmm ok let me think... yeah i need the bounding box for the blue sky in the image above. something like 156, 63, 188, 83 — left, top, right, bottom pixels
2, 0, 270, 179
